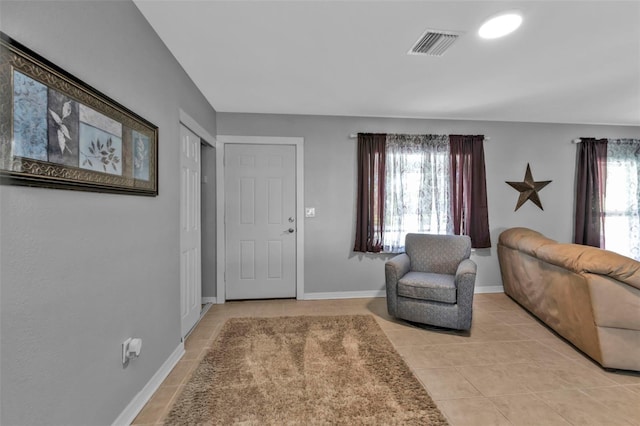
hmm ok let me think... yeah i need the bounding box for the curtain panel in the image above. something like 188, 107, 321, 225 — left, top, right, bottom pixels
449, 135, 491, 248
384, 134, 451, 253
574, 138, 608, 247
353, 133, 386, 253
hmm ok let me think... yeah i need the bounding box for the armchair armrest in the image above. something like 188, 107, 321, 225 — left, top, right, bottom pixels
386, 253, 411, 279
455, 258, 477, 327
385, 253, 410, 316
456, 258, 477, 278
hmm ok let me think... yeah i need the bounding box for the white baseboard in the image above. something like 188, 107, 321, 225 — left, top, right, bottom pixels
474, 285, 504, 294
303, 286, 503, 300
304, 290, 386, 300
202, 297, 217, 304
112, 343, 185, 426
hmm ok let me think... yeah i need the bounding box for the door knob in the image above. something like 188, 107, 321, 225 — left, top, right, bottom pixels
287, 228, 295, 233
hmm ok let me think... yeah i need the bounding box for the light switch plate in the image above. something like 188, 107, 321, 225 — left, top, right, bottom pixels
305, 207, 315, 218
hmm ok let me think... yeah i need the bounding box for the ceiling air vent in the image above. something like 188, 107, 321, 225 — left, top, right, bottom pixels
408, 29, 462, 56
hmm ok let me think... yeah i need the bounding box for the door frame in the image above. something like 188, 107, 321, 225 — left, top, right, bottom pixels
216, 135, 305, 303
179, 109, 215, 338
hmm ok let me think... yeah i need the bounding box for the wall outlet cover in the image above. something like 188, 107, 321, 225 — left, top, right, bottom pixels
122, 338, 132, 364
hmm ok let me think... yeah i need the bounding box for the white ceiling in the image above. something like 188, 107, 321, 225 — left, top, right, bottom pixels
134, 1, 640, 126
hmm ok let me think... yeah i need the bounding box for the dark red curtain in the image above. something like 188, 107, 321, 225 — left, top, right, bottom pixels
353, 133, 386, 252
449, 135, 491, 248
574, 138, 608, 247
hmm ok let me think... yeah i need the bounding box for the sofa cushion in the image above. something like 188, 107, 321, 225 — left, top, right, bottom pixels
398, 271, 456, 303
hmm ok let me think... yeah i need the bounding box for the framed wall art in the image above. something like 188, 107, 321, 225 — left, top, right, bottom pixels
0, 32, 158, 196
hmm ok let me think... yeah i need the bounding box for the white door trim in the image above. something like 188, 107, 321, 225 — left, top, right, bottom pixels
216, 135, 304, 303
178, 109, 215, 338
179, 109, 216, 147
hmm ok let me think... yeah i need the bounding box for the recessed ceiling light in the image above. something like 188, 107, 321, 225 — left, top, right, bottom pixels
478, 12, 522, 39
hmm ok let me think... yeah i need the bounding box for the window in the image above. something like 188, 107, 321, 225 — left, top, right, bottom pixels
574, 138, 640, 259
384, 134, 452, 252
353, 133, 490, 253
604, 140, 640, 260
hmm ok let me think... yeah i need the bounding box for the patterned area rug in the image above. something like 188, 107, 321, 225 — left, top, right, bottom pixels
165, 315, 449, 425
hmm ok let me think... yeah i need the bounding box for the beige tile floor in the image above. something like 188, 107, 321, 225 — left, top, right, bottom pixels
132, 293, 640, 425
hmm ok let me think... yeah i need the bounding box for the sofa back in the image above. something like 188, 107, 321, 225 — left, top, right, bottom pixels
497, 227, 556, 256
498, 228, 640, 289
536, 244, 640, 290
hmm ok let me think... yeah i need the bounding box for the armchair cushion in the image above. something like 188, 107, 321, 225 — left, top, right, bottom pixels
398, 272, 456, 303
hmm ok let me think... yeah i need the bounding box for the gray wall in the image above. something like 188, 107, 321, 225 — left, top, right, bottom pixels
0, 1, 216, 425
217, 113, 640, 294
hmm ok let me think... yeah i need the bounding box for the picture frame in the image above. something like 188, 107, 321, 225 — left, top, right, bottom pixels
0, 32, 158, 196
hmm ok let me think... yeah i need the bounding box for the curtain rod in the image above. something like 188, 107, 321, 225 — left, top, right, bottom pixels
348, 133, 490, 141
349, 134, 581, 143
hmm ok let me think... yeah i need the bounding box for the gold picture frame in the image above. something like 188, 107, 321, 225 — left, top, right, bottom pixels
0, 32, 158, 196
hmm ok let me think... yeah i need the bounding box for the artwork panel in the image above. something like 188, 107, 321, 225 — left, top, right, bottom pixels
12, 70, 47, 161
79, 103, 122, 137
132, 129, 150, 181
47, 89, 79, 167
79, 123, 123, 176
121, 126, 133, 178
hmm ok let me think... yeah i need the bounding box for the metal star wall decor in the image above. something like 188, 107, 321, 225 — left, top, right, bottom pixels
506, 163, 552, 211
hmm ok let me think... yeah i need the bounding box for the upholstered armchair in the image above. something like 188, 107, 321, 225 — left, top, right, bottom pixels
385, 233, 477, 330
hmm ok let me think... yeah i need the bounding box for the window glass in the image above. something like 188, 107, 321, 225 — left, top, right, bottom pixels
604, 141, 640, 260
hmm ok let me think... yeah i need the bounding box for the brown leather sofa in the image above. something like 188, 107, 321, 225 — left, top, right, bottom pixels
497, 227, 640, 371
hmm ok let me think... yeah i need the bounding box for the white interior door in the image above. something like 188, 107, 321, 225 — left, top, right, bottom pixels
180, 124, 201, 337
225, 144, 296, 300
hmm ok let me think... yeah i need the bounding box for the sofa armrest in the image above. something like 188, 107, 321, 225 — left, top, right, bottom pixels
385, 253, 410, 316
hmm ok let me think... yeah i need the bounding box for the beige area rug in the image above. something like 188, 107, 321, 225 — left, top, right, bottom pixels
165, 315, 449, 425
